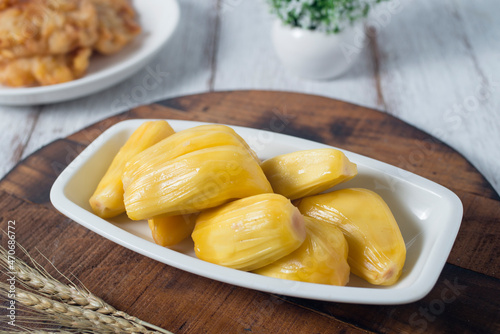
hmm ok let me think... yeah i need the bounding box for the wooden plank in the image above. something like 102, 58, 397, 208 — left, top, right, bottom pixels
0, 107, 39, 177
0, 139, 86, 205
373, 0, 500, 195
449, 190, 500, 278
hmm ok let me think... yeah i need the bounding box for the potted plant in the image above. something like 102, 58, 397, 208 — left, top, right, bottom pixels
267, 0, 386, 80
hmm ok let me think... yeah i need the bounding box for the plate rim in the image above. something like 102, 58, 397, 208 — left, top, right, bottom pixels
0, 0, 180, 106
50, 119, 464, 305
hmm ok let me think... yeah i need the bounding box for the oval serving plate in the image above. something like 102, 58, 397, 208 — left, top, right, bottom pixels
50, 119, 463, 305
0, 0, 179, 106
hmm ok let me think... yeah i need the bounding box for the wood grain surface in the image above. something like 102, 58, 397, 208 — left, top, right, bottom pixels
1, 91, 498, 334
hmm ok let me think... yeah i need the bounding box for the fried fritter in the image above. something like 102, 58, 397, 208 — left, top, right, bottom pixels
0, 0, 98, 62
0, 0, 141, 87
0, 0, 18, 10
91, 0, 141, 55
0, 48, 92, 87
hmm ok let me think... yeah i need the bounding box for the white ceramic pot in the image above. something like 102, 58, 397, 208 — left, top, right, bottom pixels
272, 20, 365, 80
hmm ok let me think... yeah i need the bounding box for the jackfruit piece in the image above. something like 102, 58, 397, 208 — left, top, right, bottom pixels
122, 124, 259, 190
192, 193, 306, 271
89, 120, 175, 218
260, 148, 357, 200
254, 216, 350, 286
297, 188, 406, 285
123, 145, 273, 220
148, 213, 197, 247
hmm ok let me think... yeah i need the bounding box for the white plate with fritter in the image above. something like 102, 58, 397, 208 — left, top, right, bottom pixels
50, 119, 463, 305
0, 0, 179, 106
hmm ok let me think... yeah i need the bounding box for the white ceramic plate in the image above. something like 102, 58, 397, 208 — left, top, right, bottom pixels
0, 0, 179, 106
50, 120, 463, 305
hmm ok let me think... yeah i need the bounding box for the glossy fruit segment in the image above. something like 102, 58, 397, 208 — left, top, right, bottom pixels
254, 216, 350, 286
297, 188, 406, 285
89, 120, 175, 218
192, 193, 306, 271
123, 145, 273, 220
122, 124, 259, 190
260, 148, 357, 200
148, 213, 197, 247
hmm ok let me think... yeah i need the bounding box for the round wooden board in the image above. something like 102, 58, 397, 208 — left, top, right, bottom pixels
1, 91, 499, 333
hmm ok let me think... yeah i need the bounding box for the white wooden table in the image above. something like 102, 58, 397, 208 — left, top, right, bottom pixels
1, 0, 499, 195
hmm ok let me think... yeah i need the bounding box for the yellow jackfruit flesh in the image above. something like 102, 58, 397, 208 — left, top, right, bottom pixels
148, 213, 197, 247
122, 124, 259, 190
89, 120, 175, 218
297, 188, 406, 285
192, 193, 306, 271
254, 216, 350, 286
260, 148, 357, 200
123, 145, 273, 220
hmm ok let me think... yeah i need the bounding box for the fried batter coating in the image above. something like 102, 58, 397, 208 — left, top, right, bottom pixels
91, 0, 141, 55
0, 0, 98, 62
0, 0, 18, 10
0, 0, 141, 87
0, 48, 92, 87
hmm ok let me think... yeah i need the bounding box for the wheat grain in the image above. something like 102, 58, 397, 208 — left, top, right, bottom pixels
0, 331, 75, 334
0, 246, 112, 311
0, 329, 71, 334
0, 306, 111, 333
0, 245, 173, 334
0, 283, 159, 333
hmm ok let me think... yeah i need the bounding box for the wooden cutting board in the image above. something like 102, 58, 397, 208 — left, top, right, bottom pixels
1, 91, 499, 334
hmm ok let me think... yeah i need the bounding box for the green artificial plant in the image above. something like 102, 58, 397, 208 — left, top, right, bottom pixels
268, 0, 386, 34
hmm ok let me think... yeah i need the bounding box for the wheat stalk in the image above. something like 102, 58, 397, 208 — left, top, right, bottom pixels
0, 283, 155, 333
0, 308, 101, 333
0, 244, 174, 334
0, 331, 75, 334
0, 330, 75, 334
0, 246, 105, 310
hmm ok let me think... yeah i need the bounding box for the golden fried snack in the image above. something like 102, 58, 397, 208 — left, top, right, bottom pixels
0, 0, 18, 10
0, 48, 92, 87
0, 0, 98, 62
0, 0, 141, 87
91, 0, 141, 55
